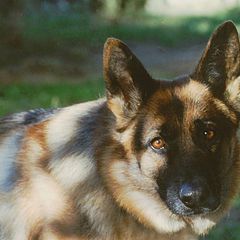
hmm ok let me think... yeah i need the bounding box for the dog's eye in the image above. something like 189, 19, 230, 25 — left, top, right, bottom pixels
203, 130, 215, 140
150, 137, 166, 150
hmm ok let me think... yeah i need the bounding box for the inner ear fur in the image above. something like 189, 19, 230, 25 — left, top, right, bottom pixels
103, 38, 156, 128
192, 21, 240, 98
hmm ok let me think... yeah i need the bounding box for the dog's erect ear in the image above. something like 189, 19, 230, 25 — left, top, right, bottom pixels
192, 21, 240, 98
103, 38, 155, 129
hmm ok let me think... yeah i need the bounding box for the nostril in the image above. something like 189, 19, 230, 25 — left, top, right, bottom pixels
180, 191, 194, 207
179, 183, 206, 209
179, 183, 195, 208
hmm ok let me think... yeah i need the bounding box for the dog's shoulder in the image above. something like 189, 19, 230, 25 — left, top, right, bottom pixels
0, 108, 58, 135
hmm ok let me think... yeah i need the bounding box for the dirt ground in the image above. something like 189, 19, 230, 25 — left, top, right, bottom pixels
0, 42, 205, 83
88, 41, 205, 79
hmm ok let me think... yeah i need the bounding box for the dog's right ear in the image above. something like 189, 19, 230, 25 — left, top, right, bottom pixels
192, 21, 240, 113
192, 21, 240, 98
103, 38, 154, 129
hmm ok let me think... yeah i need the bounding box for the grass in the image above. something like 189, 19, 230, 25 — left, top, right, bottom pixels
0, 80, 104, 116
201, 196, 240, 240
1, 81, 240, 239
21, 6, 240, 52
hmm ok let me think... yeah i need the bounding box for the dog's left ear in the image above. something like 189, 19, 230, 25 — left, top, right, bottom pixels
192, 21, 240, 111
103, 38, 155, 129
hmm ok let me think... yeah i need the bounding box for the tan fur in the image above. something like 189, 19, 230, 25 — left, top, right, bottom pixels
0, 89, 232, 240
0, 100, 199, 239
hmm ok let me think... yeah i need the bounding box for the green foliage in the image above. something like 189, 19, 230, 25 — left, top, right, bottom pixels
0, 80, 104, 116
22, 6, 240, 50
204, 223, 240, 240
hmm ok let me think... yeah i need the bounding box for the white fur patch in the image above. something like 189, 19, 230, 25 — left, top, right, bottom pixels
40, 230, 59, 240
0, 132, 22, 191
0, 201, 28, 239
26, 171, 67, 221
191, 217, 216, 235
46, 99, 104, 151
0, 171, 67, 239
176, 79, 209, 104
226, 76, 240, 112
50, 154, 95, 189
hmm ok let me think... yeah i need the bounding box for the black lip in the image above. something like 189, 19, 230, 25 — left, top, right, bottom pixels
166, 200, 221, 217
171, 207, 214, 216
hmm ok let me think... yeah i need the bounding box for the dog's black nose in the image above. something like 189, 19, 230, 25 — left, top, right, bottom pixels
179, 183, 207, 209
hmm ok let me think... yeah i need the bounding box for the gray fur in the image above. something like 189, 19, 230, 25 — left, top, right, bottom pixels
0, 108, 58, 135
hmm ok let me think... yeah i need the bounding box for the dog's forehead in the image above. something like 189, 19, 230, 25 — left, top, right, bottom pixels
174, 79, 237, 122
174, 80, 212, 120
146, 80, 211, 118
174, 80, 210, 104
145, 79, 236, 125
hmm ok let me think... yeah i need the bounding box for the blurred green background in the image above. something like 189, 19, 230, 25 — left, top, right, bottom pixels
1, 0, 240, 239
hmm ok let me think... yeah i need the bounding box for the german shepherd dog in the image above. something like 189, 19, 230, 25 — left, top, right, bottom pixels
0, 21, 240, 240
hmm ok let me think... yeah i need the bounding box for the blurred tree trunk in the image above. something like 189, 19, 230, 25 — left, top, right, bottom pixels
118, 0, 147, 12
90, 0, 104, 13
0, 0, 25, 48
134, 0, 147, 11
118, 0, 127, 12
113, 0, 147, 22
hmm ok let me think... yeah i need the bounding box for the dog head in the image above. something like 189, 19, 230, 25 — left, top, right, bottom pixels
101, 21, 240, 235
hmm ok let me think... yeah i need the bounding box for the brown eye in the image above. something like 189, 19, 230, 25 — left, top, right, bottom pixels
203, 130, 215, 140
150, 137, 166, 150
